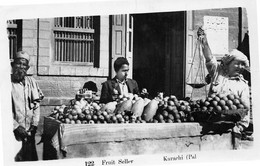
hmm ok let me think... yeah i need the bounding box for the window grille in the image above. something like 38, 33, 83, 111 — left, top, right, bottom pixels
53, 16, 96, 63
7, 20, 18, 60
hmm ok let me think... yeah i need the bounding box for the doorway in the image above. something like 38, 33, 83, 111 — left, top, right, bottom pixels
132, 12, 186, 98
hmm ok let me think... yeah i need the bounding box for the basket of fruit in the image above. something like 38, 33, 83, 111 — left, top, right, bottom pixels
190, 93, 248, 123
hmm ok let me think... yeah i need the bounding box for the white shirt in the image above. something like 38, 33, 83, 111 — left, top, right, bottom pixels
116, 79, 129, 97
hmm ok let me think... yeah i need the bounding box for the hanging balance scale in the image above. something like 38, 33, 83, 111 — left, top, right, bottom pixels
186, 36, 208, 99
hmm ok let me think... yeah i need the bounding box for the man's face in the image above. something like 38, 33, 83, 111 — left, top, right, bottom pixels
116, 64, 129, 81
227, 59, 245, 77
12, 58, 29, 82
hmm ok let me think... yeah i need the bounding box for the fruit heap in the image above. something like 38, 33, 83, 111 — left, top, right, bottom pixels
190, 93, 248, 122
48, 92, 247, 124
148, 95, 194, 123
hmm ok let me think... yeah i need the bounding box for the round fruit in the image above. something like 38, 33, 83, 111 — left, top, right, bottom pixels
162, 110, 169, 118
188, 116, 195, 122
213, 96, 220, 102
217, 94, 225, 99
209, 93, 216, 98
82, 120, 88, 124
226, 100, 233, 107
68, 114, 73, 120
167, 105, 175, 112
102, 111, 108, 116
71, 109, 77, 116
179, 105, 186, 111
233, 99, 240, 105
237, 104, 245, 109
92, 115, 98, 121
70, 120, 75, 124
78, 113, 85, 120
65, 118, 70, 124
124, 115, 130, 121
227, 94, 235, 100
172, 108, 178, 115
231, 105, 237, 110
167, 119, 173, 123
215, 106, 222, 113
222, 96, 228, 101
174, 113, 181, 119
76, 120, 81, 124
98, 115, 105, 122
116, 114, 123, 119
201, 106, 208, 112
206, 97, 213, 102
168, 100, 175, 106
175, 102, 181, 108
168, 114, 174, 120
204, 101, 210, 107
73, 115, 78, 121
84, 109, 90, 115
179, 111, 185, 118
130, 115, 137, 121
96, 110, 102, 116
156, 114, 164, 121
159, 119, 165, 123
211, 100, 218, 107
200, 98, 206, 105
153, 119, 159, 123
170, 95, 177, 100
111, 116, 117, 122
76, 108, 82, 114
222, 106, 229, 111
86, 115, 92, 121
89, 120, 95, 124
185, 106, 191, 112
176, 119, 182, 123
208, 106, 214, 112
218, 100, 226, 107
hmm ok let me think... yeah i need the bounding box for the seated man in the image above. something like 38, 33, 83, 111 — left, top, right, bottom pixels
100, 57, 139, 103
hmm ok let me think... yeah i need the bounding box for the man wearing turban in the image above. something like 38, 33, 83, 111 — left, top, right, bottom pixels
11, 51, 44, 161
197, 28, 250, 133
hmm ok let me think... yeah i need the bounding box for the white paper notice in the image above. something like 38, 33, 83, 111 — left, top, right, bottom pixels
203, 16, 229, 55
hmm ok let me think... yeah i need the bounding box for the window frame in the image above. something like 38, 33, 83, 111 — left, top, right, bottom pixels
51, 16, 100, 67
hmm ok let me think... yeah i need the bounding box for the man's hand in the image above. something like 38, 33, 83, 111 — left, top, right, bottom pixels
197, 27, 208, 45
27, 125, 37, 136
13, 126, 28, 141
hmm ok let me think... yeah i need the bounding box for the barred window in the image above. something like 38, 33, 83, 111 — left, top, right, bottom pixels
53, 16, 100, 64
7, 20, 22, 60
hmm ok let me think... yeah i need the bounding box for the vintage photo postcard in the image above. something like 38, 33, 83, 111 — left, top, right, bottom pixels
0, 0, 260, 166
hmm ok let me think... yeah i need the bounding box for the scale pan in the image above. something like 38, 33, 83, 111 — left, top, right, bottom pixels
187, 83, 207, 88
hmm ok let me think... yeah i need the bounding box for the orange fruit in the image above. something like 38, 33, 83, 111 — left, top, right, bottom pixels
222, 106, 229, 111
210, 93, 216, 98
168, 100, 175, 106
226, 100, 233, 107
214, 96, 220, 102
231, 105, 237, 110
233, 99, 240, 105
227, 94, 235, 100
218, 100, 226, 106
211, 100, 218, 107
71, 109, 77, 116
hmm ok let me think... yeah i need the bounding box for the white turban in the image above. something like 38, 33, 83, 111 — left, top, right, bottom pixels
221, 49, 249, 68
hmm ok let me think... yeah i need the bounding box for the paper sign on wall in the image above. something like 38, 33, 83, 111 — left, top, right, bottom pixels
203, 16, 229, 55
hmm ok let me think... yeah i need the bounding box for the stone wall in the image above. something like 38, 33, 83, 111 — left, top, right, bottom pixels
21, 16, 110, 133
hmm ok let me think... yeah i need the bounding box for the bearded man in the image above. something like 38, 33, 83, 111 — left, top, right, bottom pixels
11, 51, 44, 161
